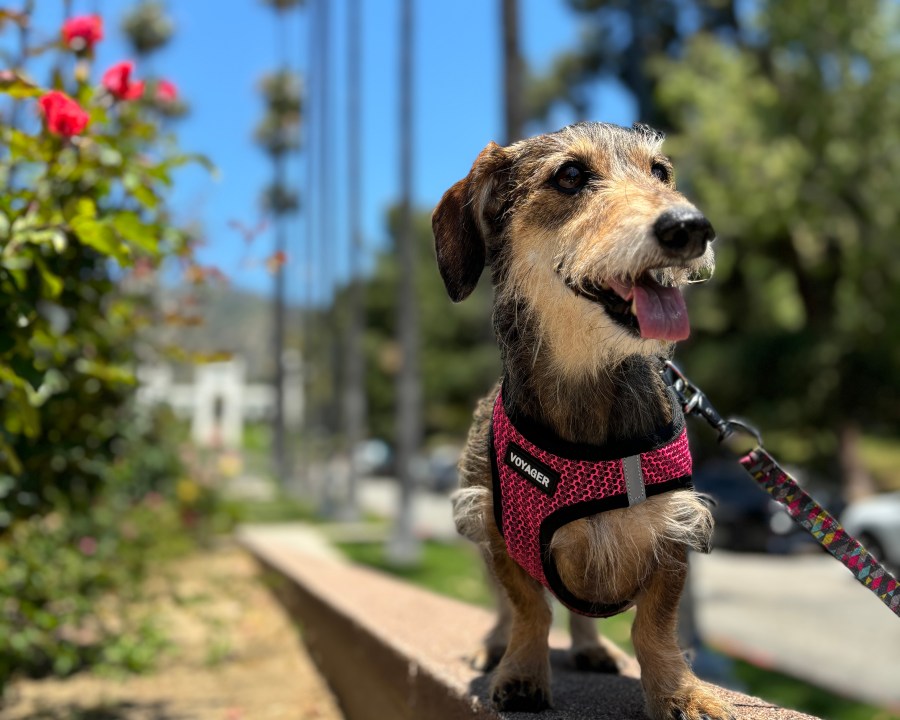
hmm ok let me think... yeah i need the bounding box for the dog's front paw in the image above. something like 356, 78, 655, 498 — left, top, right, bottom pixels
649, 685, 734, 720
670, 709, 735, 720
490, 676, 552, 713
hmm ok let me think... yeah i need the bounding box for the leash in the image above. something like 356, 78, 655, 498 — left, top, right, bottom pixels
663, 360, 900, 618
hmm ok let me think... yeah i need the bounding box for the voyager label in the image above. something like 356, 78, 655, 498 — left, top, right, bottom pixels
504, 442, 560, 496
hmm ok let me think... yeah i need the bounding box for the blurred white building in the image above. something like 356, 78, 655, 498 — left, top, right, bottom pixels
137, 355, 302, 448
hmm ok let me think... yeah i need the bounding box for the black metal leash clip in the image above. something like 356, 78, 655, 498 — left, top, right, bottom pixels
663, 360, 763, 449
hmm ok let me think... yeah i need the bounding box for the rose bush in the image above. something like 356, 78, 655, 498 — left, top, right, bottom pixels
0, 8, 226, 695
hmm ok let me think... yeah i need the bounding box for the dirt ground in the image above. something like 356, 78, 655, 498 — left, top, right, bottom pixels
2, 545, 344, 720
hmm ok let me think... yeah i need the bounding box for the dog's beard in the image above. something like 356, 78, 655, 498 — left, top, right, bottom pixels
560, 246, 714, 344
568, 272, 689, 341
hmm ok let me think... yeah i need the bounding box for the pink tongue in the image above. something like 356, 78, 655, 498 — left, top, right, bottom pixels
632, 277, 690, 341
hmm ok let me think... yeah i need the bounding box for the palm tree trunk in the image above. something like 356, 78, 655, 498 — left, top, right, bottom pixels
388, 0, 421, 565
341, 0, 365, 519
501, 0, 524, 144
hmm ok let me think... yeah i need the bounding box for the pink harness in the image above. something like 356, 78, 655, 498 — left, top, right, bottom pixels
490, 389, 693, 617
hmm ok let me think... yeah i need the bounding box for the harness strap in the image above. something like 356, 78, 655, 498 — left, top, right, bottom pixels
622, 455, 647, 506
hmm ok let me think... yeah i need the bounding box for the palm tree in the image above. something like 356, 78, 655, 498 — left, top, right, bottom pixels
388, 0, 421, 565
341, 0, 366, 520
501, 0, 524, 144
256, 0, 303, 486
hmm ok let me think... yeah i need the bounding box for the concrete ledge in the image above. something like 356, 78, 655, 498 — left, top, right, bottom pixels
239, 527, 820, 720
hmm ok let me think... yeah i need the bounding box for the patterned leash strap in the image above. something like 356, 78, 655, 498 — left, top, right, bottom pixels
741, 447, 900, 617
664, 360, 900, 619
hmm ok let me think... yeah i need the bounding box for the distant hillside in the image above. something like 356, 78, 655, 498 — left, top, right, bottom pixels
152, 283, 305, 382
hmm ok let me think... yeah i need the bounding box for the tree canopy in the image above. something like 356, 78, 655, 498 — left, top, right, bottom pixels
649, 0, 900, 475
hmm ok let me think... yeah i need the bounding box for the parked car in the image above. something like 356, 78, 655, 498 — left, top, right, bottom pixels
693, 458, 773, 552
422, 444, 462, 493
840, 492, 900, 574
692, 458, 836, 554
353, 439, 393, 477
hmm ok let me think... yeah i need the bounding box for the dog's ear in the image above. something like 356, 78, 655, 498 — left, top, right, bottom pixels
432, 142, 509, 302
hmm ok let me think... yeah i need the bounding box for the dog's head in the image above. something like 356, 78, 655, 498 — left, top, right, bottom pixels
432, 122, 715, 375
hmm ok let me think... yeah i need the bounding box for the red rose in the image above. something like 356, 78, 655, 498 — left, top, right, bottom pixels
102, 61, 144, 100
39, 91, 90, 137
128, 80, 146, 101
156, 80, 178, 102
61, 15, 104, 52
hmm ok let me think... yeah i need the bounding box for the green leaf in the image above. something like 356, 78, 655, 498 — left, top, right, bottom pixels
74, 359, 136, 386
9, 356, 45, 391
0, 474, 14, 499
71, 197, 97, 221
70, 215, 130, 263
111, 212, 159, 255
163, 152, 218, 177
123, 173, 159, 209
10, 227, 67, 252
2, 387, 41, 436
5, 128, 40, 162
98, 147, 123, 168
0, 71, 42, 99
1, 255, 32, 271
34, 257, 64, 298
0, 436, 23, 475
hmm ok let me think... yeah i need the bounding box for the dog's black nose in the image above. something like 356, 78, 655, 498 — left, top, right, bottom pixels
654, 208, 714, 259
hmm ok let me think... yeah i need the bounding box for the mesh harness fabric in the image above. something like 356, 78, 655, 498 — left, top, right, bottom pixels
490, 388, 694, 617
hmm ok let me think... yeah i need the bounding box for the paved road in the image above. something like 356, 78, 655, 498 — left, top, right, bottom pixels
691, 550, 899, 709
352, 478, 900, 709
357, 476, 458, 539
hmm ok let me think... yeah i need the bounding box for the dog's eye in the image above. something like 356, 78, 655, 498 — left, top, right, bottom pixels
551, 162, 589, 194
651, 162, 671, 184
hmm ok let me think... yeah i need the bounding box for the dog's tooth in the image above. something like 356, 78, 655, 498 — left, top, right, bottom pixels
631, 299, 638, 316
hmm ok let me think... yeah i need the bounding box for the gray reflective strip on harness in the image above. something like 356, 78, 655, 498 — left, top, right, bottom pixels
622, 455, 646, 506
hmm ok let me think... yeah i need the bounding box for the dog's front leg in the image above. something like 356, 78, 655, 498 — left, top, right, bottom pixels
471, 562, 513, 672
486, 527, 553, 712
632, 548, 734, 720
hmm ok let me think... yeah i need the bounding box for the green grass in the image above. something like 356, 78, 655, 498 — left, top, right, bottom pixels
732, 659, 900, 720
241, 422, 272, 454
226, 496, 320, 524
337, 539, 494, 607
860, 435, 900, 491
337, 539, 899, 720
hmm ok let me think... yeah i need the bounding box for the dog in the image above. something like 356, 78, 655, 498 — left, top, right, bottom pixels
431, 122, 733, 720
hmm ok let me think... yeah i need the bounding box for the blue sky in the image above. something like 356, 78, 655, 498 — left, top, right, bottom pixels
23, 0, 635, 303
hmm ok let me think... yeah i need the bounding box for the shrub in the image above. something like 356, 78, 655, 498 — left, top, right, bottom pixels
0, 8, 225, 695
0, 14, 211, 523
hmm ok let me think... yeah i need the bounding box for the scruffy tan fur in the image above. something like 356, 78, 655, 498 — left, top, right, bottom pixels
433, 122, 732, 719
